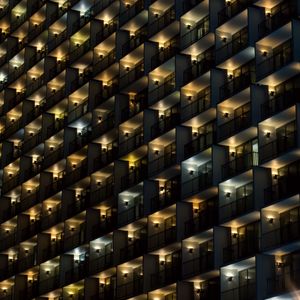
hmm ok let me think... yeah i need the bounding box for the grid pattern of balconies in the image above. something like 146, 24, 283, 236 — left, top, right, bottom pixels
0, 0, 300, 299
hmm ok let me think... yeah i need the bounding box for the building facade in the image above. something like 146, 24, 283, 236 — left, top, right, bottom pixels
0, 0, 299, 299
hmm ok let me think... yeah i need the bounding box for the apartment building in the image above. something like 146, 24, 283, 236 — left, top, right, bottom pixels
0, 0, 299, 299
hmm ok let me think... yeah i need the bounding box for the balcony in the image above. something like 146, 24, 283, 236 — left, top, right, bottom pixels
150, 176, 180, 213
219, 70, 254, 102
42, 143, 64, 170
184, 131, 214, 159
148, 143, 176, 177
261, 85, 300, 120
120, 91, 147, 122
258, 1, 296, 39
63, 159, 88, 187
216, 27, 248, 64
219, 194, 254, 223
122, 26, 147, 57
119, 0, 144, 26
41, 205, 62, 230
181, 89, 211, 122
119, 61, 144, 89
118, 200, 143, 226
259, 126, 297, 164
99, 280, 116, 299
2, 172, 20, 194
89, 252, 113, 275
38, 274, 60, 296
150, 261, 181, 289
116, 276, 143, 300
264, 175, 300, 206
91, 212, 117, 240
151, 109, 180, 139
222, 282, 256, 300
93, 49, 116, 75
89, 176, 114, 206
256, 39, 293, 81
262, 218, 300, 251
148, 6, 176, 37
120, 162, 147, 190
149, 73, 175, 104
21, 130, 43, 154
182, 162, 213, 199
267, 267, 300, 297
183, 49, 215, 84
223, 235, 259, 263
218, 0, 253, 25
63, 227, 85, 252
151, 40, 179, 70
181, 16, 209, 49
218, 104, 251, 142
120, 237, 147, 263
148, 225, 177, 252
92, 145, 118, 173
0, 229, 16, 251
222, 151, 258, 180
185, 198, 217, 237
118, 128, 144, 157
90, 112, 115, 140
182, 251, 214, 279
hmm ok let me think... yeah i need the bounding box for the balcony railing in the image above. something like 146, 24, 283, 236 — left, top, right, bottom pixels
120, 238, 147, 263
119, 61, 144, 89
218, 109, 251, 141
261, 218, 300, 250
261, 86, 300, 120
148, 226, 177, 251
118, 130, 144, 157
122, 26, 147, 56
181, 16, 209, 49
182, 251, 214, 279
150, 264, 181, 289
267, 268, 300, 297
219, 71, 254, 101
93, 49, 116, 75
218, 0, 253, 25
221, 282, 256, 300
258, 2, 296, 39
149, 73, 175, 104
183, 54, 215, 84
151, 42, 178, 70
151, 113, 180, 139
216, 27, 248, 64
119, 0, 144, 26
89, 252, 113, 275
184, 131, 214, 159
121, 163, 147, 190
120, 91, 147, 122
118, 203, 144, 226
222, 152, 258, 180
148, 6, 175, 37
182, 170, 213, 199
148, 147, 176, 177
219, 194, 254, 223
150, 178, 181, 213
181, 90, 211, 122
223, 236, 259, 263
256, 40, 293, 81
89, 176, 114, 206
184, 202, 218, 237
259, 130, 297, 163
264, 175, 300, 206
116, 277, 143, 300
